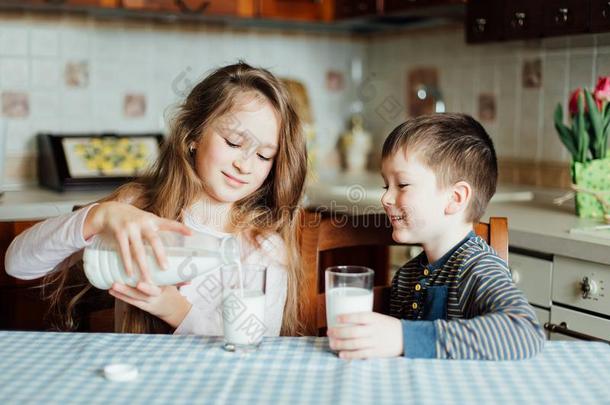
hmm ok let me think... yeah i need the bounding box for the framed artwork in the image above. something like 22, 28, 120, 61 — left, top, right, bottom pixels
37, 133, 164, 191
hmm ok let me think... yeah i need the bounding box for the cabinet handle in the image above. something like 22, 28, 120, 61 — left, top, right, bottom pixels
44, 0, 67, 4
511, 12, 526, 30
544, 322, 609, 343
474, 18, 487, 33
174, 0, 210, 14
603, 2, 610, 19
554, 7, 569, 25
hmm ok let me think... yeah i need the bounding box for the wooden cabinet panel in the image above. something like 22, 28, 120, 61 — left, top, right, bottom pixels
326, 0, 377, 20
383, 0, 464, 14
591, 0, 610, 32
503, 0, 543, 40
121, 0, 255, 17
543, 0, 590, 37
258, 0, 323, 21
466, 0, 502, 43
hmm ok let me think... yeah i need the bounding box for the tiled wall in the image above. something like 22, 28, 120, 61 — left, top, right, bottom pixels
0, 12, 364, 188
2, 13, 609, 189
362, 25, 610, 187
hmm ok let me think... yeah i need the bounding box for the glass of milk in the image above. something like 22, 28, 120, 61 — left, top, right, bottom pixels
325, 266, 374, 329
220, 263, 267, 352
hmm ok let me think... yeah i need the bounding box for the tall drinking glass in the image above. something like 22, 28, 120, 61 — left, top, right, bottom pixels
220, 263, 267, 352
325, 266, 374, 328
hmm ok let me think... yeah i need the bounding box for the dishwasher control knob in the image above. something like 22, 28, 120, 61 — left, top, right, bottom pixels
580, 276, 598, 299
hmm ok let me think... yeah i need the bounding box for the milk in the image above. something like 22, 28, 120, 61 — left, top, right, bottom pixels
326, 287, 373, 328
84, 246, 224, 289
222, 289, 266, 346
83, 230, 240, 290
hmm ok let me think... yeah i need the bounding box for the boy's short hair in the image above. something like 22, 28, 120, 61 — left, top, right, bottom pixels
382, 113, 497, 223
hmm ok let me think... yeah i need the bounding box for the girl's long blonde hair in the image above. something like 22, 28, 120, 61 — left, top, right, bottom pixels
44, 62, 308, 336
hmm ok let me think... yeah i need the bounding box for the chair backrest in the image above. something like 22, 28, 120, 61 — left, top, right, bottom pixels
298, 210, 508, 336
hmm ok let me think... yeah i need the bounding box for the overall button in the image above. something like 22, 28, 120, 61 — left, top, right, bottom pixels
414, 284, 422, 291
412, 302, 418, 310
423, 269, 430, 276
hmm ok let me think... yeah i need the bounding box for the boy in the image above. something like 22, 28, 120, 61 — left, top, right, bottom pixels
327, 114, 545, 360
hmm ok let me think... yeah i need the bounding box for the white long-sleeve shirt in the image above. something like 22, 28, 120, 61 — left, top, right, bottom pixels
5, 204, 288, 337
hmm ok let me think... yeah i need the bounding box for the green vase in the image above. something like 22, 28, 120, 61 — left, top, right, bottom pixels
571, 157, 610, 219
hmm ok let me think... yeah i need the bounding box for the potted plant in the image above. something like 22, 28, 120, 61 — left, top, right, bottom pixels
554, 76, 610, 221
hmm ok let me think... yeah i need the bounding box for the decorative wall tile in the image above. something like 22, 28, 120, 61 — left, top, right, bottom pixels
478, 93, 496, 122
1, 92, 29, 118
522, 58, 542, 88
65, 61, 89, 87
124, 93, 146, 117
326, 70, 344, 92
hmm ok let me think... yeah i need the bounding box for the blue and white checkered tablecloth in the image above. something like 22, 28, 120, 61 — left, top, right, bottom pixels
0, 331, 609, 404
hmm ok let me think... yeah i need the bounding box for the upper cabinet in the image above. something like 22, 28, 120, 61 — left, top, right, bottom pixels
120, 0, 256, 17
467, 0, 609, 43
258, 0, 376, 22
543, 0, 589, 37
591, 0, 610, 32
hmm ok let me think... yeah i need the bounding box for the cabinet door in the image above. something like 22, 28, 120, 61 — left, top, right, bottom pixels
383, 0, 464, 14
503, 0, 543, 40
509, 252, 553, 308
122, 0, 255, 17
466, 0, 502, 43
591, 0, 610, 32
258, 0, 323, 21
328, 0, 377, 20
543, 0, 590, 37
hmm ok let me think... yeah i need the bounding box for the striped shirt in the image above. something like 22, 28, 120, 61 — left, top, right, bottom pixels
390, 233, 545, 360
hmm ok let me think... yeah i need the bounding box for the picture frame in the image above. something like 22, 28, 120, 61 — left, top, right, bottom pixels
37, 133, 164, 192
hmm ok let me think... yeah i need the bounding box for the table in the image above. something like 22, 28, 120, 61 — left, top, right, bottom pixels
0, 331, 608, 404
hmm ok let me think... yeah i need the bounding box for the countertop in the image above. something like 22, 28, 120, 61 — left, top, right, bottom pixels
0, 174, 608, 265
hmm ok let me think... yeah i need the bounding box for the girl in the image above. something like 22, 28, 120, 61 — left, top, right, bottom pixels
5, 62, 308, 336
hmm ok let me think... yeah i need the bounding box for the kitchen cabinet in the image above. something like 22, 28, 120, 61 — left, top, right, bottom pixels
467, 0, 610, 43
120, 0, 256, 17
502, 0, 543, 40
382, 0, 464, 14
465, 0, 502, 43
0, 220, 114, 332
258, 0, 323, 22
259, 0, 377, 22
543, 0, 590, 37
510, 249, 609, 342
591, 0, 610, 32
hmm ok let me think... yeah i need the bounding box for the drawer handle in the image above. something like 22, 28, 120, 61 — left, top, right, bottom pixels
474, 18, 487, 33
603, 2, 610, 19
511, 12, 526, 29
554, 8, 569, 25
544, 322, 609, 343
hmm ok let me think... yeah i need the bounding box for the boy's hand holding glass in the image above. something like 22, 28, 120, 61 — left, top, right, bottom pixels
327, 312, 403, 359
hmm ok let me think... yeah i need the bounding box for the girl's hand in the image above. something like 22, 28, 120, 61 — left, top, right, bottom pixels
109, 282, 192, 328
327, 312, 404, 359
84, 202, 192, 284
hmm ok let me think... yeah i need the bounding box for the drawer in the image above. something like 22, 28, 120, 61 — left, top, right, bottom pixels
552, 256, 610, 317
533, 306, 550, 339
549, 306, 610, 342
509, 253, 552, 308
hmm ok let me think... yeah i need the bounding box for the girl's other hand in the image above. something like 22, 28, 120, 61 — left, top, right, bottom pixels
109, 282, 192, 328
84, 202, 192, 284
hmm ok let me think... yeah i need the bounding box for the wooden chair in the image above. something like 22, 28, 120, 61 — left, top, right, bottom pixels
298, 210, 508, 336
